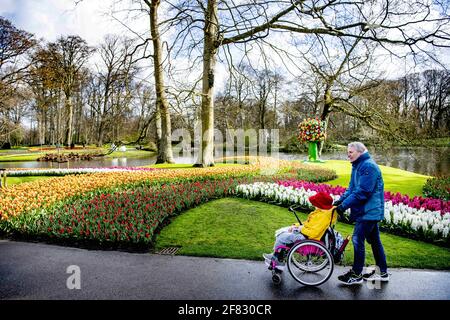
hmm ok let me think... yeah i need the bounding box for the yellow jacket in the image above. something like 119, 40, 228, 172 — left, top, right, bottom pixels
301, 207, 337, 241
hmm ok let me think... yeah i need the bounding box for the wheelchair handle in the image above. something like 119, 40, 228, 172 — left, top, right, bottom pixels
288, 206, 303, 225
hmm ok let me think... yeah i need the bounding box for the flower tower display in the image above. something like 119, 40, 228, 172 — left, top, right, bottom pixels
297, 118, 326, 163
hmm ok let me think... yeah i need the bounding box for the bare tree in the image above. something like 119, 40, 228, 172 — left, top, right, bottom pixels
47, 35, 93, 146
28, 46, 59, 145
169, 0, 450, 165
87, 35, 137, 146
0, 17, 36, 88
227, 63, 252, 129
166, 1, 304, 166
0, 17, 36, 145
144, 0, 175, 163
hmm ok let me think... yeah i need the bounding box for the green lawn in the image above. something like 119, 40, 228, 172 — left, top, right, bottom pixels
0, 153, 44, 161
155, 198, 450, 269
308, 160, 430, 197
409, 137, 450, 147
146, 163, 245, 169
7, 176, 53, 185
104, 150, 156, 158
0, 148, 155, 162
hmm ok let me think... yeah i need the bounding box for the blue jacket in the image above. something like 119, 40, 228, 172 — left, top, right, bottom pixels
339, 152, 385, 222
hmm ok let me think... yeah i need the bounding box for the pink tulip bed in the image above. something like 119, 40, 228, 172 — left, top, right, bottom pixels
276, 179, 450, 214
264, 179, 450, 245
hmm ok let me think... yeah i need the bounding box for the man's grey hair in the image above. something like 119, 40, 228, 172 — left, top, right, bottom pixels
348, 141, 368, 153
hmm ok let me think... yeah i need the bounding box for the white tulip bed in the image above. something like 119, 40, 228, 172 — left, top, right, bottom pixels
235, 182, 450, 244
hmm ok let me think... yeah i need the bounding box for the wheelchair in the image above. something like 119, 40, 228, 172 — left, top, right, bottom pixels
268, 206, 348, 286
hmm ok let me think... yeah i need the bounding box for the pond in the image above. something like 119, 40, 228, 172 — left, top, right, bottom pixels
0, 147, 448, 177
280, 147, 449, 177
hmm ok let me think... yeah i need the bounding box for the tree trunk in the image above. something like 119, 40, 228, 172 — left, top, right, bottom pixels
37, 103, 45, 145
97, 120, 105, 147
150, 0, 174, 164
259, 101, 266, 130
195, 0, 218, 167
319, 87, 333, 156
75, 92, 82, 144
65, 95, 73, 146
50, 99, 56, 145
56, 94, 62, 146
155, 101, 162, 154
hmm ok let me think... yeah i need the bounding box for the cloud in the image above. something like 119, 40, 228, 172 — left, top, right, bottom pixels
0, 0, 145, 46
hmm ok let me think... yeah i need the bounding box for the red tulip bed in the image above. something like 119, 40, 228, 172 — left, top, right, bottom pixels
11, 176, 269, 249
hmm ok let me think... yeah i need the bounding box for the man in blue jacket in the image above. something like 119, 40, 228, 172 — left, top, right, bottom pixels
335, 142, 389, 285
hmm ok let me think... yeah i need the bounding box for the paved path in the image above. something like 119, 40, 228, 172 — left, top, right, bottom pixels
1, 240, 449, 300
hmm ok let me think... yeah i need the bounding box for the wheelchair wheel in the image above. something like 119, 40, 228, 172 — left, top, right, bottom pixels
272, 270, 282, 285
287, 240, 334, 286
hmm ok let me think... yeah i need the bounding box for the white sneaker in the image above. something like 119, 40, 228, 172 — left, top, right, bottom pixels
263, 253, 285, 271
363, 270, 390, 282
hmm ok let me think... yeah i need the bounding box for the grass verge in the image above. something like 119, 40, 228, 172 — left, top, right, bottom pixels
7, 176, 53, 185
310, 160, 430, 197
0, 149, 156, 162
155, 198, 450, 270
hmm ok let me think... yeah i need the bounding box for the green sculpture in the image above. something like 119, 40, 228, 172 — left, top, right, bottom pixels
298, 118, 326, 163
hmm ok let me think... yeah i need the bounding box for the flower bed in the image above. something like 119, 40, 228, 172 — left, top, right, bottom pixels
295, 167, 337, 183
1, 162, 253, 222
6, 167, 161, 177
0, 157, 333, 222
5, 157, 441, 249
7, 177, 257, 248
277, 179, 450, 214
235, 181, 450, 245
0, 167, 253, 221
423, 175, 450, 201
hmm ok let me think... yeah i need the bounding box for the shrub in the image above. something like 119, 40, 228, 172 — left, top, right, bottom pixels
423, 176, 450, 201
296, 167, 337, 183
143, 142, 157, 152
282, 135, 308, 153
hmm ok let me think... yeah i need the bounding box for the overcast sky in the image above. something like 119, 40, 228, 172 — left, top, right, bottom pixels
0, 0, 140, 46
1, 0, 449, 91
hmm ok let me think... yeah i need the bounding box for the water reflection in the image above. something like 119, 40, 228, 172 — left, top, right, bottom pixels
367, 147, 449, 177
0, 147, 448, 176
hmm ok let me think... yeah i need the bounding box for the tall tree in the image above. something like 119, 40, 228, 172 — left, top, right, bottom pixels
86, 35, 136, 146
0, 17, 36, 88
48, 35, 93, 146
170, 0, 450, 166
0, 17, 36, 144
143, 0, 175, 163
176, 1, 303, 166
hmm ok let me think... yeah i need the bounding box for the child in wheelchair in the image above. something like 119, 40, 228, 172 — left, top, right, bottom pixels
263, 191, 338, 272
